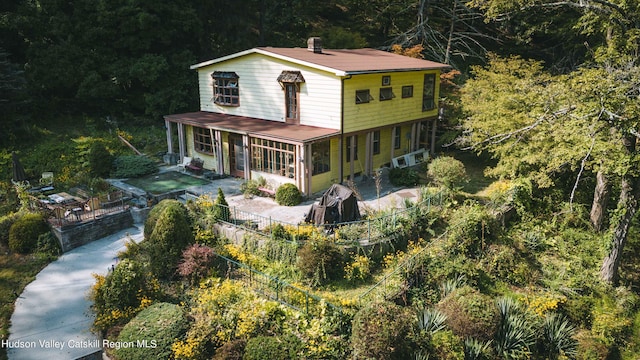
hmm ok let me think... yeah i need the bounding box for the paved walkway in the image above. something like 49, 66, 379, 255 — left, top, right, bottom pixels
7, 225, 143, 360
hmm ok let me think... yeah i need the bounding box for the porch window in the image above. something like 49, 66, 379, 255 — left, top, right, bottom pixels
422, 74, 436, 111
393, 126, 401, 149
312, 141, 330, 175
345, 136, 358, 162
373, 131, 380, 155
193, 127, 214, 155
212, 71, 239, 106
251, 138, 296, 178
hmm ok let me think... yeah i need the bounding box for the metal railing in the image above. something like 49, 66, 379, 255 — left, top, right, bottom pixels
217, 254, 341, 316
212, 190, 443, 246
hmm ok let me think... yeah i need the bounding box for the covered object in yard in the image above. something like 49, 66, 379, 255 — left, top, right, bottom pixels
305, 184, 361, 225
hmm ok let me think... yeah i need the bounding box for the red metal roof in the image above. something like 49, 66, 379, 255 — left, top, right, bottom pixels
258, 47, 449, 74
164, 112, 340, 143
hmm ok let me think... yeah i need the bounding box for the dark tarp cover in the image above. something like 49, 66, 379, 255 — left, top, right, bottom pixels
305, 184, 361, 225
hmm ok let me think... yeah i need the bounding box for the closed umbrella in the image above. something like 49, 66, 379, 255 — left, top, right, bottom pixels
11, 152, 27, 183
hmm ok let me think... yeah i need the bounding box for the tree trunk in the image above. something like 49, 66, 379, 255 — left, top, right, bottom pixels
590, 170, 610, 232
600, 136, 640, 284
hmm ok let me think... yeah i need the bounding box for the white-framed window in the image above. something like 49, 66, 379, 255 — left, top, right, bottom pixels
212, 71, 239, 106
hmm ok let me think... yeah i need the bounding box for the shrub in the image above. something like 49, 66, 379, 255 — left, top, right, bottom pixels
212, 339, 246, 360
88, 141, 113, 177
112, 155, 157, 178
36, 232, 61, 257
240, 177, 266, 198
539, 313, 578, 360
344, 254, 372, 283
212, 187, 230, 222
436, 286, 499, 342
351, 301, 415, 360
115, 302, 188, 360
0, 212, 21, 246
427, 156, 469, 190
297, 238, 345, 286
494, 297, 536, 359
144, 199, 180, 238
243, 334, 303, 360
389, 167, 420, 187
145, 201, 194, 278
446, 202, 499, 258
275, 183, 302, 206
178, 243, 216, 284
8, 212, 50, 254
430, 330, 465, 360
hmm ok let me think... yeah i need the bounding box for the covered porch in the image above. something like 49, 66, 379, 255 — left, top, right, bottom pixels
163, 111, 340, 196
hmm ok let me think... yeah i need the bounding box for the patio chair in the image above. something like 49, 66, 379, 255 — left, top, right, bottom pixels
177, 156, 192, 172
40, 172, 54, 185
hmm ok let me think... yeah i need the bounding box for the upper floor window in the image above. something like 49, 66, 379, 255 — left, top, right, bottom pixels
402, 85, 414, 98
356, 90, 373, 104
379, 87, 395, 101
422, 74, 436, 111
212, 71, 239, 106
193, 127, 214, 155
278, 71, 305, 124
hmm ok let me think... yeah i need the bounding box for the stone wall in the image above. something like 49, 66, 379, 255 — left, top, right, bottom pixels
51, 210, 134, 252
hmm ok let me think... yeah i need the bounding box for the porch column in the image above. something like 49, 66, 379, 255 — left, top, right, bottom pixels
215, 130, 224, 175
349, 135, 355, 180
431, 118, 438, 154
423, 120, 430, 150
177, 123, 186, 160
365, 132, 372, 177
242, 135, 250, 181
165, 119, 173, 154
410, 123, 418, 152
390, 126, 396, 164
338, 136, 344, 182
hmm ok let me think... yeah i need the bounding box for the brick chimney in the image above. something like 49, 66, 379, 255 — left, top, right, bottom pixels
307, 37, 322, 53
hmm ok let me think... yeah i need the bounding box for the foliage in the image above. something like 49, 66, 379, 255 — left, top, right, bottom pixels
389, 167, 420, 187
89, 259, 160, 332
538, 313, 577, 360
427, 156, 469, 190
344, 254, 372, 283
87, 141, 113, 178
275, 183, 302, 206
144, 199, 181, 238
464, 338, 493, 360
436, 286, 499, 342
445, 202, 499, 258
494, 297, 537, 359
0, 212, 20, 247
111, 155, 157, 178
212, 187, 230, 222
242, 334, 303, 360
240, 177, 266, 198
351, 301, 415, 360
296, 238, 345, 286
35, 232, 61, 258
417, 308, 448, 335
211, 339, 246, 360
144, 200, 194, 278
115, 302, 188, 360
8, 212, 49, 254
177, 243, 216, 284
429, 330, 465, 360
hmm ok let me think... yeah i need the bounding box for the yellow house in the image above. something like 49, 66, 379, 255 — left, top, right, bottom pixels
164, 38, 449, 196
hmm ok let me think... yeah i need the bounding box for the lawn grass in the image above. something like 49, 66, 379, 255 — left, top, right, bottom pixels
0, 248, 54, 360
123, 171, 210, 194
450, 151, 496, 196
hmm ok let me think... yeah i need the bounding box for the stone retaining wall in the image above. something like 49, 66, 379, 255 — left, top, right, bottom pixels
51, 210, 134, 252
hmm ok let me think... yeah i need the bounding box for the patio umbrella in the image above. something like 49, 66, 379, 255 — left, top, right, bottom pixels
12, 152, 27, 183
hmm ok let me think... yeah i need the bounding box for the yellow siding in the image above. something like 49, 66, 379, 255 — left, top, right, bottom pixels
342, 71, 440, 133
311, 137, 341, 194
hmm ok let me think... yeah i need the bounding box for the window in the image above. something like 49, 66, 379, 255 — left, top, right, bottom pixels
193, 127, 214, 154
379, 87, 395, 101
284, 83, 299, 122
312, 141, 330, 175
373, 131, 380, 155
422, 74, 436, 111
393, 126, 401, 149
382, 75, 391, 86
251, 138, 296, 178
402, 85, 413, 98
212, 71, 239, 106
355, 90, 372, 104
345, 136, 358, 162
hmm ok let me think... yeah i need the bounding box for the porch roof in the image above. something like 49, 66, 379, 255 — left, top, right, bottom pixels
164, 111, 340, 143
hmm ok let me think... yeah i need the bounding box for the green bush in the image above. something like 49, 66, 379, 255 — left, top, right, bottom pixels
213, 187, 230, 222
240, 177, 266, 198
297, 238, 345, 286
430, 330, 465, 360
0, 212, 20, 246
144, 199, 187, 239
389, 167, 420, 187
145, 201, 194, 278
446, 202, 499, 258
275, 183, 302, 206
115, 302, 188, 360
8, 213, 50, 254
436, 286, 499, 342
427, 156, 469, 190
112, 155, 157, 178
94, 259, 148, 312
351, 301, 415, 360
88, 141, 114, 177
243, 334, 303, 360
